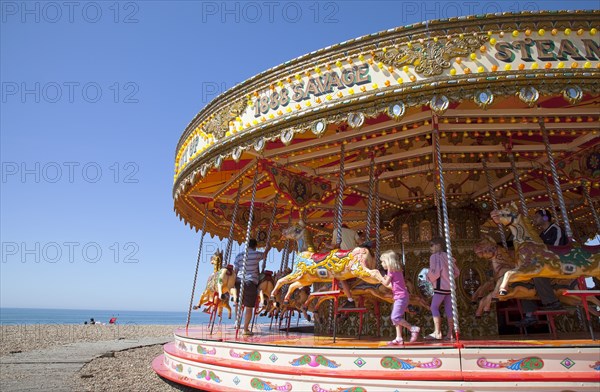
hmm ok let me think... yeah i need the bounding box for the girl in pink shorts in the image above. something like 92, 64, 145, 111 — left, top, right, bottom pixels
380, 250, 420, 345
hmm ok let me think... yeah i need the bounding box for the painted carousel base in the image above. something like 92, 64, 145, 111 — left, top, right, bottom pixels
152, 324, 600, 392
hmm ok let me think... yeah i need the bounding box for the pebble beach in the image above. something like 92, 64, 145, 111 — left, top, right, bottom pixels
0, 324, 195, 391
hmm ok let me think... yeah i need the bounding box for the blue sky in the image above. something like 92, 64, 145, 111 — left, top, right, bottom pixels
1, 0, 597, 312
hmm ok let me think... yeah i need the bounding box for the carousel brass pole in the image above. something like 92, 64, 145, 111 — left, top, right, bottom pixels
434, 187, 444, 238
541, 169, 560, 224
581, 180, 600, 235
279, 240, 289, 273
482, 159, 509, 250
288, 240, 295, 271
332, 140, 347, 343
186, 207, 209, 332
334, 142, 346, 246
280, 213, 293, 273
261, 193, 280, 273
539, 119, 573, 240
433, 114, 460, 340
508, 151, 528, 216
365, 154, 376, 241
375, 181, 381, 265
235, 164, 260, 337
224, 178, 244, 265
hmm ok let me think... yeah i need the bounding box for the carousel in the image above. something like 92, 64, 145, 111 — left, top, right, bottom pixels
153, 10, 600, 391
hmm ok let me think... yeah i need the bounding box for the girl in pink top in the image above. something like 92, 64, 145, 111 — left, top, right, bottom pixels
426, 237, 460, 340
380, 250, 420, 345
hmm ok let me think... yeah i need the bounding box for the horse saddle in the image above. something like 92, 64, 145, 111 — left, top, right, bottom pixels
225, 265, 234, 275
546, 244, 573, 256
310, 250, 352, 263
259, 270, 275, 284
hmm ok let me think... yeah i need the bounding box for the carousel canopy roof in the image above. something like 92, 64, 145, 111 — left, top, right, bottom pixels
172, 10, 600, 249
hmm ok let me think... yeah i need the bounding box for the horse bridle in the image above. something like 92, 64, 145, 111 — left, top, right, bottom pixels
496, 210, 517, 227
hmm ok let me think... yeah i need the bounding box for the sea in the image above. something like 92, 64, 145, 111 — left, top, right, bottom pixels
0, 307, 216, 325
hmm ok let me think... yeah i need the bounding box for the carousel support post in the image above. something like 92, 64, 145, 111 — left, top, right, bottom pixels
435, 187, 444, 239
234, 164, 260, 338
375, 181, 381, 265
334, 142, 346, 247
482, 159, 509, 250
401, 242, 406, 268
186, 208, 209, 333
433, 114, 460, 341
261, 193, 280, 273
540, 119, 574, 240
224, 179, 244, 265
508, 151, 528, 216
332, 141, 347, 342
581, 180, 600, 236
288, 243, 295, 271
364, 154, 376, 241
280, 213, 293, 273
542, 169, 560, 224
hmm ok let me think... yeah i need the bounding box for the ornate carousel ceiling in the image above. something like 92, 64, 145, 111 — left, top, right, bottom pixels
172, 10, 600, 249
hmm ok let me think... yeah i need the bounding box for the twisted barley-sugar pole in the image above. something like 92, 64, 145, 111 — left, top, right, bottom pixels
261, 193, 280, 273
435, 187, 444, 239
280, 212, 292, 273
375, 182, 381, 265
539, 119, 573, 240
581, 180, 600, 236
365, 154, 376, 241
541, 168, 560, 224
433, 114, 460, 340
334, 142, 346, 246
234, 164, 260, 337
508, 150, 528, 216
224, 178, 244, 265
186, 208, 208, 332
482, 158, 508, 250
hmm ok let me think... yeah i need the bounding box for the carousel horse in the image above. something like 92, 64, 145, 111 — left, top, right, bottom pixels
473, 236, 600, 317
193, 249, 236, 319
472, 237, 517, 310
267, 284, 312, 322
270, 221, 386, 306
304, 279, 429, 313
490, 204, 600, 296
256, 270, 275, 315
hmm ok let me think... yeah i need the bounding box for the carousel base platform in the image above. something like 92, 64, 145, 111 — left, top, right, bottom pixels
152, 324, 600, 392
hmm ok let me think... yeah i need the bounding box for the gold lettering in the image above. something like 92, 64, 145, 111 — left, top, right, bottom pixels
534, 40, 556, 61
291, 83, 304, 101
303, 78, 321, 99
494, 42, 515, 62
513, 39, 535, 61
355, 64, 371, 84
557, 39, 586, 61
325, 72, 344, 92
581, 39, 600, 60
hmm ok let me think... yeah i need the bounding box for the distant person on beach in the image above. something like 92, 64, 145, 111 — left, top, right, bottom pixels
379, 250, 420, 345
89, 318, 95, 325
233, 239, 265, 336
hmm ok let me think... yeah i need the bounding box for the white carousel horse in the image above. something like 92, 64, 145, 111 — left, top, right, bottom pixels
490, 204, 600, 296
270, 221, 386, 306
194, 249, 236, 319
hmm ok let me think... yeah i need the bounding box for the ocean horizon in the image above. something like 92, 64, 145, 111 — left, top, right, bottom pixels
0, 307, 219, 325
